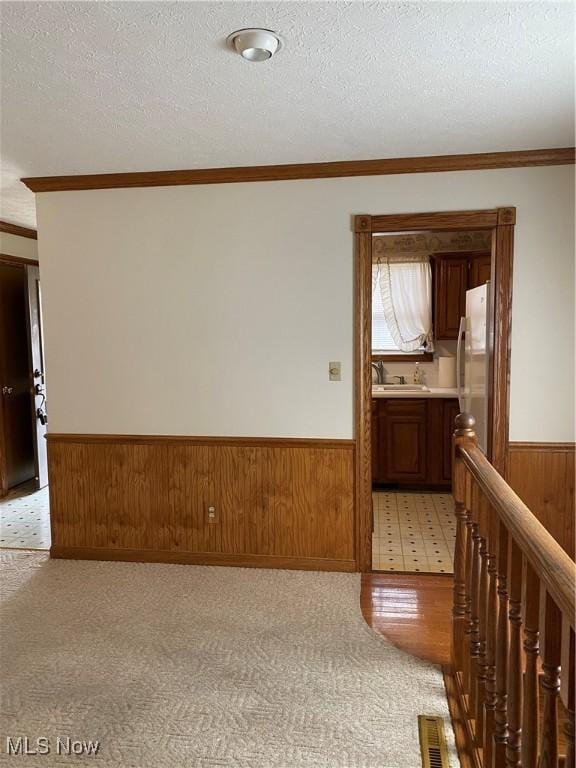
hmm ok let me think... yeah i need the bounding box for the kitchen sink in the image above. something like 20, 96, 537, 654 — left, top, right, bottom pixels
372, 384, 430, 392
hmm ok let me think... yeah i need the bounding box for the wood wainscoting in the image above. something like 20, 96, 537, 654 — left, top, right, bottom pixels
507, 441, 575, 558
46, 434, 356, 571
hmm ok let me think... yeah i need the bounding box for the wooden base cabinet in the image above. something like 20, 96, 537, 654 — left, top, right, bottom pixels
372, 398, 459, 489
381, 400, 428, 482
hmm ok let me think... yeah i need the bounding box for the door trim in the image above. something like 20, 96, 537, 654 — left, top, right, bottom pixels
353, 207, 515, 572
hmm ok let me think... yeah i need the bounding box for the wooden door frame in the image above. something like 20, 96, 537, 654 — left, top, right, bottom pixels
353, 208, 515, 572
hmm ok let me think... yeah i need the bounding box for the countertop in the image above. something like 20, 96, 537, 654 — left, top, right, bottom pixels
372, 387, 459, 399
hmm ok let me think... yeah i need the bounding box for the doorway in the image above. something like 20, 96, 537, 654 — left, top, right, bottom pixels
354, 208, 515, 572
0, 254, 50, 548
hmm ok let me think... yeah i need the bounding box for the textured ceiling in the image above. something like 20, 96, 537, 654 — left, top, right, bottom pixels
1, 1, 574, 228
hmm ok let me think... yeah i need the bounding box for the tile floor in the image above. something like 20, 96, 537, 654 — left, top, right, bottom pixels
0, 482, 51, 549
372, 491, 456, 574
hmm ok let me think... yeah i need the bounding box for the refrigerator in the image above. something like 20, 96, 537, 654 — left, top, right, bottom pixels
457, 282, 490, 453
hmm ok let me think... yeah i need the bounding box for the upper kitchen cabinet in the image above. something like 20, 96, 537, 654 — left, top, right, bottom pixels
469, 252, 492, 289
434, 255, 468, 339
434, 251, 491, 339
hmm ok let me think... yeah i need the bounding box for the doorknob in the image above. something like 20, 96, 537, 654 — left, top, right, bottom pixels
2, 386, 13, 395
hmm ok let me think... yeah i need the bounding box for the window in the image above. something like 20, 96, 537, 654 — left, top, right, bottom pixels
372, 269, 403, 352
371, 260, 433, 355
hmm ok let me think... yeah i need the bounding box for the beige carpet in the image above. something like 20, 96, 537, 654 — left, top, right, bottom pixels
0, 551, 457, 767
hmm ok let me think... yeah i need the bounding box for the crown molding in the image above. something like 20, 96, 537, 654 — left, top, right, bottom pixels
21, 147, 575, 193
0, 220, 38, 239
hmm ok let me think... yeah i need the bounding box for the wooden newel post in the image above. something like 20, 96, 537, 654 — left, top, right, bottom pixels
452, 412, 478, 673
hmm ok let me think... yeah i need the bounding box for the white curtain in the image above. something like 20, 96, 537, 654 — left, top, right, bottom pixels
371, 260, 379, 298
375, 255, 434, 352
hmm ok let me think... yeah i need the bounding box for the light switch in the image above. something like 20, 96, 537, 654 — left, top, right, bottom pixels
329, 361, 341, 381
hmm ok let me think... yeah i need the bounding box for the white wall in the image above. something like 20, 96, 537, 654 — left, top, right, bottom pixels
0, 231, 38, 260
36, 165, 575, 442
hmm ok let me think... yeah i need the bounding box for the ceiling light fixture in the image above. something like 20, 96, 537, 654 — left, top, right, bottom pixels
227, 28, 281, 62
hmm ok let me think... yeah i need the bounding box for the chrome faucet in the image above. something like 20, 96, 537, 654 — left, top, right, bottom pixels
389, 375, 406, 385
371, 361, 385, 384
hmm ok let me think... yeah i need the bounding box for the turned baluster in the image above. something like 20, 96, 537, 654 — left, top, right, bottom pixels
469, 508, 482, 715
484, 501, 499, 767
506, 540, 523, 767
521, 562, 541, 768
452, 413, 477, 674
464, 472, 475, 693
452, 413, 478, 690
474, 490, 490, 745
560, 626, 575, 768
453, 496, 469, 672
538, 592, 562, 768
452, 501, 467, 672
494, 523, 510, 768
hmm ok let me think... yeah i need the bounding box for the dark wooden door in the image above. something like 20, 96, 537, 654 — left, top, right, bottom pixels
434, 255, 468, 339
0, 264, 35, 492
25, 266, 48, 488
469, 252, 492, 289
383, 400, 427, 481
442, 399, 461, 483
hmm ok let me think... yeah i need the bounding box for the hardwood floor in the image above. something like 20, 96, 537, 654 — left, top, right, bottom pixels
360, 572, 453, 666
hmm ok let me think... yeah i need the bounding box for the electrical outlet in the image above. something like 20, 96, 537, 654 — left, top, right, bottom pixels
329, 361, 341, 381
207, 505, 218, 524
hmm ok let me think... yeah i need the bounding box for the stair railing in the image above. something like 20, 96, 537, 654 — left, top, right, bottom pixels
451, 413, 575, 768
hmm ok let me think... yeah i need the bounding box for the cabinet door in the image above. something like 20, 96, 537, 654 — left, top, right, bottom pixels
469, 253, 492, 289
442, 399, 461, 483
434, 256, 468, 339
373, 399, 389, 484
383, 400, 427, 481
371, 399, 379, 481
425, 398, 444, 485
